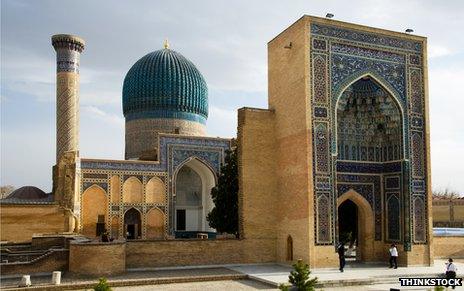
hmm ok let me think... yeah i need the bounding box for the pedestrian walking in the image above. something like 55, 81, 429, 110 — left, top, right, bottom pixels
445, 258, 457, 289
337, 242, 346, 272
389, 243, 398, 269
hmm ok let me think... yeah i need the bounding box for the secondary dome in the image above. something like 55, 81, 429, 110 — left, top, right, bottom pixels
8, 186, 47, 199
122, 47, 208, 124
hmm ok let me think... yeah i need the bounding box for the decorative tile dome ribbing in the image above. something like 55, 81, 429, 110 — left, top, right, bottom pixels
123, 48, 208, 124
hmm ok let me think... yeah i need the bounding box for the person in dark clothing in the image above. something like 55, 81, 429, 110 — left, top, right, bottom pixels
101, 229, 110, 242
389, 243, 398, 269
337, 242, 346, 272
445, 258, 457, 289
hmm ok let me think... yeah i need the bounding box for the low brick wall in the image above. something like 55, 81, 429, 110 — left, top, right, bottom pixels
433, 236, 464, 258
126, 238, 276, 268
69, 240, 125, 276
0, 249, 68, 275
0, 204, 67, 243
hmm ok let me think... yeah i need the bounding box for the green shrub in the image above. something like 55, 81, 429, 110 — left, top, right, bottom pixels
279, 259, 318, 291
94, 277, 112, 291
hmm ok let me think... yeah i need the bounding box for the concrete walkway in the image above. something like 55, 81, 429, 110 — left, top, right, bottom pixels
227, 259, 464, 288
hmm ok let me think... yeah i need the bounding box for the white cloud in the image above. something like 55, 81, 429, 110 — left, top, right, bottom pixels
428, 45, 453, 58
2, 0, 464, 193
428, 66, 464, 193
82, 105, 124, 127
207, 105, 237, 138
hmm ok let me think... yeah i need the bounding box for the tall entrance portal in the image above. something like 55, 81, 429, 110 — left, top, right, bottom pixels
239, 15, 432, 268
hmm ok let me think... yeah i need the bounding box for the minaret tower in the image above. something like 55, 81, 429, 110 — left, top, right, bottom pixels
51, 34, 85, 162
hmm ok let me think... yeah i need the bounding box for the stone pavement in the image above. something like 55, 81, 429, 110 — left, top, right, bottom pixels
0, 267, 246, 290
228, 259, 464, 290
1, 260, 462, 290
111, 279, 275, 290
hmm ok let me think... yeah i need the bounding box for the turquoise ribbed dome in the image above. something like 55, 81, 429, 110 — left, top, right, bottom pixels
123, 48, 208, 124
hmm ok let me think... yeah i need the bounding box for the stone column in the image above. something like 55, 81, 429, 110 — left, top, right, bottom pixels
52, 34, 85, 163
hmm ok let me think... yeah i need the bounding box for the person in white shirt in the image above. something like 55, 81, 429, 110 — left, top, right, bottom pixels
389, 243, 398, 269
445, 258, 457, 289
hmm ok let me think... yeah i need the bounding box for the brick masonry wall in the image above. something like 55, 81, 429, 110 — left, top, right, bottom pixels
125, 118, 206, 159
433, 236, 464, 259
126, 239, 275, 268
69, 241, 126, 276
268, 17, 313, 265
0, 205, 66, 242
433, 199, 464, 227
1, 249, 68, 275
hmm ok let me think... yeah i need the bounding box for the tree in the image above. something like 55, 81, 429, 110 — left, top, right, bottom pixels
279, 259, 318, 291
207, 148, 239, 236
0, 185, 15, 199
432, 188, 462, 200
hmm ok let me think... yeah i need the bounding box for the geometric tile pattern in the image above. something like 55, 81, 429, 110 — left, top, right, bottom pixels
79, 135, 231, 236
387, 193, 401, 241
310, 22, 428, 246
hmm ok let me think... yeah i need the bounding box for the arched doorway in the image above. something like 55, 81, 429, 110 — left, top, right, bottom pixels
338, 200, 358, 259
337, 190, 374, 262
124, 208, 141, 239
174, 158, 216, 236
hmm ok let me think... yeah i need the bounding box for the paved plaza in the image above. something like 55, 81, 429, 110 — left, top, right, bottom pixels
110, 279, 275, 290
1, 259, 462, 290
229, 259, 463, 286
228, 259, 464, 290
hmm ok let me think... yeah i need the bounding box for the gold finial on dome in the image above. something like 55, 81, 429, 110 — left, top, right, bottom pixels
163, 39, 170, 49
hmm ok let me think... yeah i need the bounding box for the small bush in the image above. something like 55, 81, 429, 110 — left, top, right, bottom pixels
279, 259, 318, 291
94, 277, 112, 291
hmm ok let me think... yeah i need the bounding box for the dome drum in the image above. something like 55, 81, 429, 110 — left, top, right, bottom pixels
122, 47, 209, 160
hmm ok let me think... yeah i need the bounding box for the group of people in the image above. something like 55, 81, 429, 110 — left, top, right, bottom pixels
336, 243, 403, 272
337, 243, 458, 271
336, 242, 458, 289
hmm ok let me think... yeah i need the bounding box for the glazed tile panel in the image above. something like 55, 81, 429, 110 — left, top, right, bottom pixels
310, 22, 428, 245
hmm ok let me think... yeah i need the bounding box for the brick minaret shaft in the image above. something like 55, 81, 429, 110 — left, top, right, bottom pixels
52, 34, 85, 163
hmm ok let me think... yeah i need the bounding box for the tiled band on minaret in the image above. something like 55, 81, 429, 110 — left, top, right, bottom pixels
52, 34, 85, 162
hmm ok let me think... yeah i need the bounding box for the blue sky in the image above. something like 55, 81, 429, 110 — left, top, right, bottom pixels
1, 0, 463, 193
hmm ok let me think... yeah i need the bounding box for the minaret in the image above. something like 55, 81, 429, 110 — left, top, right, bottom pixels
52, 34, 85, 163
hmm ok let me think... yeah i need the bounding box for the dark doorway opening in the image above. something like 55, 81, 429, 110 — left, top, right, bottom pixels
176, 209, 186, 231
338, 199, 358, 259
124, 208, 141, 240
286, 235, 293, 261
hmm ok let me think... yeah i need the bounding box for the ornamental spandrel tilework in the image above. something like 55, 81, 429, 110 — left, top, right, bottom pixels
310, 22, 428, 246
78, 135, 230, 237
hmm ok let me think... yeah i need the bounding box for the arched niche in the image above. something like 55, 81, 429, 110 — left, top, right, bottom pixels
286, 235, 293, 261
335, 76, 403, 162
146, 177, 165, 204
123, 176, 143, 203
146, 207, 165, 239
82, 185, 107, 237
174, 158, 216, 233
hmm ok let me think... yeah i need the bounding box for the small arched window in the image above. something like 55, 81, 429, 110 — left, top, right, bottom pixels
287, 235, 293, 261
